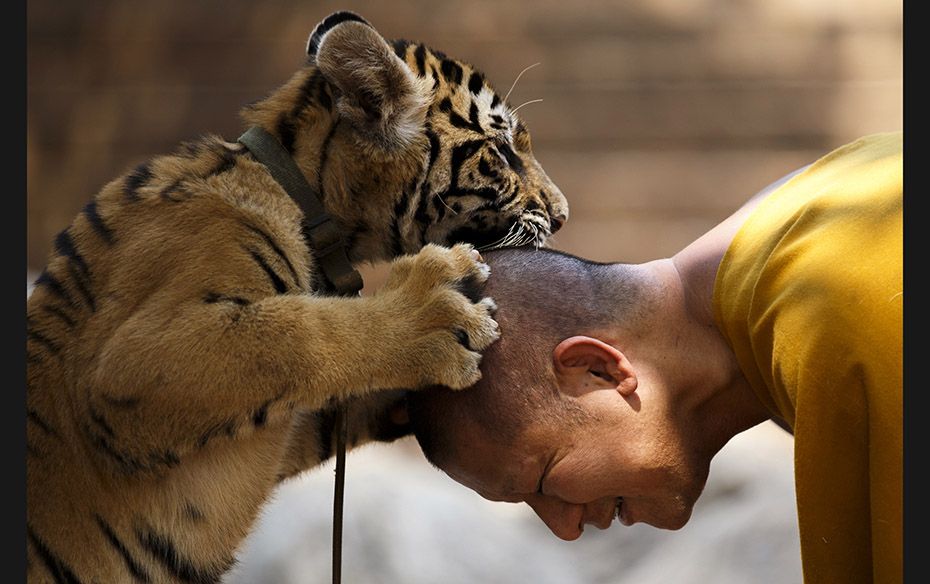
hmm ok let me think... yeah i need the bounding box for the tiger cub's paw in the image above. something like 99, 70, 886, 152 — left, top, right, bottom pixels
378, 243, 500, 390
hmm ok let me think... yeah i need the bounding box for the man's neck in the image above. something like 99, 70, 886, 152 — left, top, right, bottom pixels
659, 168, 809, 453
671, 165, 809, 328
603, 258, 766, 468
655, 257, 770, 458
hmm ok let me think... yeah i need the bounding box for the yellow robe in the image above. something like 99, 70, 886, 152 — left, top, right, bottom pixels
714, 132, 902, 583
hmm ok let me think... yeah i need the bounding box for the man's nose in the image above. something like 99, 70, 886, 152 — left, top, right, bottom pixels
526, 496, 585, 541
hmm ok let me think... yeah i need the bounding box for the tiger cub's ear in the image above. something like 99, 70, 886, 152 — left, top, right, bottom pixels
308, 11, 431, 151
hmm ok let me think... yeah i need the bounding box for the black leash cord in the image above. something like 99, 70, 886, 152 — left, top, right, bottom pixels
236, 126, 362, 584
332, 404, 348, 584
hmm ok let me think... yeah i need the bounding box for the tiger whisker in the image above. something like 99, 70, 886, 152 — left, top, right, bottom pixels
497, 224, 524, 248
496, 233, 518, 248
437, 194, 458, 215
510, 99, 543, 116
528, 222, 542, 249
478, 217, 551, 251
503, 62, 541, 105
507, 224, 527, 244
526, 222, 543, 248
511, 227, 533, 247
477, 222, 521, 251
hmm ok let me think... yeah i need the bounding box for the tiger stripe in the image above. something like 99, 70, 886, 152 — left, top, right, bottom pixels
424, 127, 441, 170
245, 248, 289, 294
468, 71, 484, 94
85, 418, 181, 474
478, 156, 498, 179
179, 140, 201, 158
299, 69, 324, 112
440, 58, 463, 85
447, 140, 485, 190
439, 97, 485, 135
81, 200, 116, 244
296, 69, 326, 115
389, 177, 418, 256
278, 69, 335, 153
53, 230, 90, 275
489, 114, 507, 131
278, 70, 321, 153
207, 150, 238, 176
95, 515, 152, 583
495, 142, 525, 176
63, 260, 96, 312
315, 75, 333, 111
86, 425, 145, 474
183, 502, 205, 522
276, 117, 298, 154
413, 43, 427, 76
391, 38, 410, 61
89, 404, 116, 438
160, 179, 192, 202
243, 223, 301, 288
251, 393, 283, 428
413, 177, 433, 243
196, 419, 238, 449
468, 102, 484, 133
158, 450, 182, 468
137, 525, 228, 584
27, 525, 84, 584
124, 162, 153, 202
27, 408, 60, 438
499, 182, 522, 208
27, 325, 62, 356
389, 200, 406, 257
34, 271, 78, 310
43, 305, 76, 328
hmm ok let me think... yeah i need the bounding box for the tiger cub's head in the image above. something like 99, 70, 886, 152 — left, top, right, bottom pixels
245, 11, 568, 261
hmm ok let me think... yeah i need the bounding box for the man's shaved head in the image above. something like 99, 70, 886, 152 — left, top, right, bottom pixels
407, 246, 643, 468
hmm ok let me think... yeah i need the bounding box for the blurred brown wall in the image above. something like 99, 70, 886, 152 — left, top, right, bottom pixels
27, 0, 902, 272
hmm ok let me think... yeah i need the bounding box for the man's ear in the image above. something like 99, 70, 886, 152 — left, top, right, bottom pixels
552, 336, 637, 397
308, 11, 431, 150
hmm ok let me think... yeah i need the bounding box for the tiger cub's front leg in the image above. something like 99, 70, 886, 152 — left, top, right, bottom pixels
84, 243, 498, 474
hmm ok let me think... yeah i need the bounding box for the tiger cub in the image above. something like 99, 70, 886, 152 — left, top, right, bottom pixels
26, 11, 568, 583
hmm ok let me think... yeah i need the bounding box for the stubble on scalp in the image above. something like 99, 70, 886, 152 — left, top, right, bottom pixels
408, 246, 644, 468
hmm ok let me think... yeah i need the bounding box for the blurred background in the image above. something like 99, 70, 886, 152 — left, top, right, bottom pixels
27, 1, 901, 582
